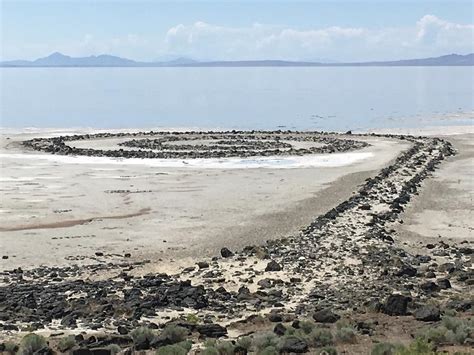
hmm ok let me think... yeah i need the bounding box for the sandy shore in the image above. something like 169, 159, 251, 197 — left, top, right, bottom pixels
395, 133, 473, 251
0, 132, 408, 270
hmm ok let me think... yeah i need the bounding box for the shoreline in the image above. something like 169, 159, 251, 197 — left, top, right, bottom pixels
1, 122, 472, 136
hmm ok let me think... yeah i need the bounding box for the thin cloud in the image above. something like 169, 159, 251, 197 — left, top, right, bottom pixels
164, 15, 473, 61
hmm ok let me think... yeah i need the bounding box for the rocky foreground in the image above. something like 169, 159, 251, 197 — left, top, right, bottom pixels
1, 132, 473, 354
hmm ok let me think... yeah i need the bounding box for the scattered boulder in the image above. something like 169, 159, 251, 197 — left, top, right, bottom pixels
117, 325, 128, 335
312, 309, 340, 323
196, 323, 227, 338
446, 300, 472, 312
268, 313, 283, 323
234, 346, 247, 355
437, 278, 451, 289
414, 306, 441, 322
278, 336, 308, 353
257, 279, 273, 289
438, 263, 456, 273
458, 247, 473, 255
383, 294, 411, 316
197, 261, 209, 269
265, 260, 282, 272
220, 248, 234, 258
2, 324, 19, 331
425, 271, 436, 279
395, 264, 417, 277
72, 349, 93, 355
90, 348, 112, 355
420, 281, 440, 293
273, 323, 287, 336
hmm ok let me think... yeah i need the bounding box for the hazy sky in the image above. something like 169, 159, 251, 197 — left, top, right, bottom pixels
1, 0, 473, 62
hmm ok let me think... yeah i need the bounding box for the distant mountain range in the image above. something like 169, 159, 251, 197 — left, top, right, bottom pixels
1, 52, 473, 67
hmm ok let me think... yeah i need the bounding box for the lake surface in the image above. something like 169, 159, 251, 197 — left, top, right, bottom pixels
1, 67, 473, 131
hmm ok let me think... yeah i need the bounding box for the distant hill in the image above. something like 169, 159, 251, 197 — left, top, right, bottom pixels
1, 52, 138, 67
1, 52, 473, 67
349, 53, 474, 66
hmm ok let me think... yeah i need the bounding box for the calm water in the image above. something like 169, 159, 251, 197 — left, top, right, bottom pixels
1, 67, 473, 131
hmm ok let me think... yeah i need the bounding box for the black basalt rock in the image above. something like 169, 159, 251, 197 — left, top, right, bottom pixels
312, 308, 340, 323
414, 306, 441, 322
196, 323, 227, 338
220, 248, 234, 258
383, 294, 411, 316
265, 260, 282, 272
420, 281, 440, 293
437, 278, 451, 289
395, 264, 417, 277
273, 323, 287, 336
278, 336, 308, 353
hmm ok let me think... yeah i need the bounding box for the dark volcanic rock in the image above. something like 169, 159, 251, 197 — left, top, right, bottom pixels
197, 323, 227, 338
278, 336, 308, 353
220, 247, 234, 258
425, 271, 436, 279
273, 323, 287, 336
446, 300, 472, 312
265, 260, 282, 272
458, 247, 473, 255
73, 349, 93, 355
90, 348, 112, 355
268, 313, 283, 322
420, 281, 440, 293
437, 278, 451, 289
2, 324, 19, 331
414, 306, 441, 322
197, 261, 209, 269
312, 309, 340, 323
395, 264, 417, 277
234, 345, 248, 355
383, 294, 411, 316
36, 347, 54, 355
257, 279, 273, 289
117, 325, 128, 335
134, 337, 151, 351
438, 263, 456, 273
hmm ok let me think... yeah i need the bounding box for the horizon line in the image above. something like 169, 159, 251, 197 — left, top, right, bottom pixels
1, 52, 473, 67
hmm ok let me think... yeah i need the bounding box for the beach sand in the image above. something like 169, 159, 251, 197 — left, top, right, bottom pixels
394, 132, 473, 253
0, 132, 408, 270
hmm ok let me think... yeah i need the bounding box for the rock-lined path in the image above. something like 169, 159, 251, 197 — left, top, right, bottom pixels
1, 132, 472, 340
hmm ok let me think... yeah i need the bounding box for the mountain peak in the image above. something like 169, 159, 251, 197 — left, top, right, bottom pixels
44, 52, 70, 60
28, 52, 137, 66
49, 51, 68, 57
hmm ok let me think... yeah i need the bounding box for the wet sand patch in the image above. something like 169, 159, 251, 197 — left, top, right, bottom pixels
0, 208, 151, 232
